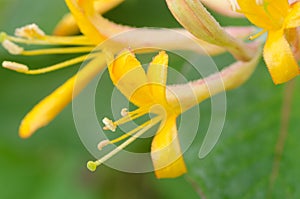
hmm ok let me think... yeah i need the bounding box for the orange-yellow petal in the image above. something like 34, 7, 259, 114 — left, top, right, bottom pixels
19, 75, 75, 138
65, 0, 106, 44
151, 116, 187, 178
284, 2, 300, 29
237, 0, 289, 30
263, 30, 299, 84
19, 54, 106, 138
108, 49, 153, 107
147, 51, 169, 103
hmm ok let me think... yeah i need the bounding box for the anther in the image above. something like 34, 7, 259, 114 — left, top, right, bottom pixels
121, 108, 129, 117
15, 24, 45, 39
256, 0, 264, 5
97, 140, 110, 150
228, 0, 240, 11
2, 61, 29, 72
249, 29, 267, 40
2, 40, 24, 55
102, 117, 116, 132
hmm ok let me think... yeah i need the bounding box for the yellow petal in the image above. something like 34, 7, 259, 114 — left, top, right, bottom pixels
237, 0, 289, 30
19, 54, 106, 138
108, 49, 153, 107
54, 0, 124, 36
263, 30, 299, 84
19, 75, 75, 138
65, 0, 106, 44
147, 51, 168, 103
151, 116, 187, 178
284, 2, 300, 29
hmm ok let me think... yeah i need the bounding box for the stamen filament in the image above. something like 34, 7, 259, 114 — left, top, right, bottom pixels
26, 53, 100, 75
227, 0, 240, 11
3, 53, 101, 75
114, 106, 151, 126
21, 46, 96, 56
87, 116, 162, 172
249, 29, 267, 40
6, 34, 94, 46
110, 118, 155, 145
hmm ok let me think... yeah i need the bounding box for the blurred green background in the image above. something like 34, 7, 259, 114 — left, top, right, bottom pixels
0, 0, 300, 198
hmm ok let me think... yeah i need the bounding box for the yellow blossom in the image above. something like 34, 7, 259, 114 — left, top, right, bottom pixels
1, 0, 263, 178
1, 0, 232, 138
234, 0, 300, 84
87, 50, 187, 178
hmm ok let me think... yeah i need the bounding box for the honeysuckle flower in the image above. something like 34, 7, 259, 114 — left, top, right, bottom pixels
1, 0, 263, 178
87, 47, 262, 178
232, 0, 300, 84
1, 0, 256, 138
87, 49, 187, 178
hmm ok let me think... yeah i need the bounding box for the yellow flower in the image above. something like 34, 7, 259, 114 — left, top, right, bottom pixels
235, 0, 300, 84
1, 0, 229, 139
87, 50, 187, 178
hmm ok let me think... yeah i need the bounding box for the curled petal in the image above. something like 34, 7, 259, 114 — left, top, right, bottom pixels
263, 30, 299, 84
237, 0, 289, 29
147, 51, 169, 103
54, 0, 124, 36
65, 0, 107, 44
151, 116, 187, 179
19, 54, 106, 138
284, 2, 300, 29
108, 49, 153, 106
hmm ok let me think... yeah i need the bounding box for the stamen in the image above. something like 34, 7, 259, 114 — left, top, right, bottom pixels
21, 46, 95, 56
109, 119, 154, 145
227, 0, 240, 11
2, 61, 29, 72
97, 140, 110, 150
7, 34, 93, 46
256, 0, 264, 5
2, 39, 24, 55
102, 117, 116, 132
87, 116, 162, 172
34, 53, 98, 74
98, 115, 157, 150
249, 29, 267, 40
120, 108, 128, 116
15, 24, 45, 39
114, 106, 151, 126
